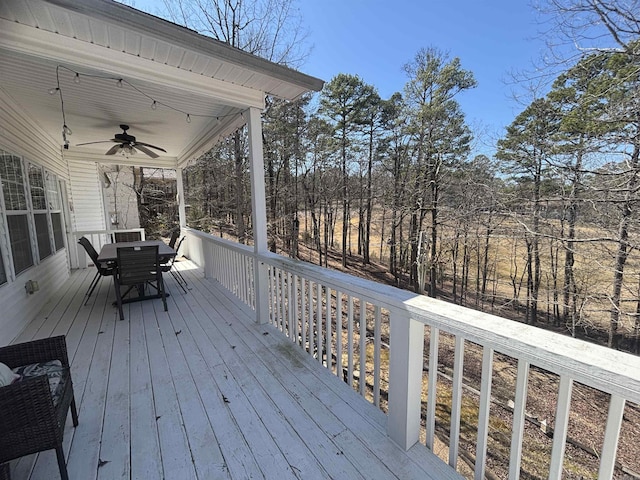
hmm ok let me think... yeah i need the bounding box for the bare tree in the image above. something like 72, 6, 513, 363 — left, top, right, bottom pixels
160, 0, 309, 66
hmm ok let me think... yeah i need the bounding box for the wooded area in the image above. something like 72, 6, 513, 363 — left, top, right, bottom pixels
119, 0, 637, 352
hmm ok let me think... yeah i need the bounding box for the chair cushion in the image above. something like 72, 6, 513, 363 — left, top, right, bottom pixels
0, 362, 20, 387
12, 360, 66, 405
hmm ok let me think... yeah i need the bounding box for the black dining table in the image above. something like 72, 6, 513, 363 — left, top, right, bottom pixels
97, 240, 176, 304
97, 239, 176, 263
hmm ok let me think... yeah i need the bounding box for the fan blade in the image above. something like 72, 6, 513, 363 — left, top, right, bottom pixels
135, 144, 160, 158
76, 140, 118, 146
105, 144, 122, 155
135, 142, 167, 153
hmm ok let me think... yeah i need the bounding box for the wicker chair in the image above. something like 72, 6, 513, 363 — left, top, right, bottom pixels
0, 335, 79, 480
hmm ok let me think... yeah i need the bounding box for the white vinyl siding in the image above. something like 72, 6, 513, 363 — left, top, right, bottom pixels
0, 91, 72, 344
67, 158, 107, 232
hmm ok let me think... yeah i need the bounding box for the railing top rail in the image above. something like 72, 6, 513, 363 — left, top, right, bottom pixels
186, 227, 254, 256
190, 228, 640, 404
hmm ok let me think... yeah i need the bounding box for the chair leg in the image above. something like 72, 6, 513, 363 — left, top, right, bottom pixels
55, 444, 69, 480
70, 396, 79, 427
83, 271, 101, 305
170, 269, 188, 294
159, 275, 168, 312
114, 278, 125, 321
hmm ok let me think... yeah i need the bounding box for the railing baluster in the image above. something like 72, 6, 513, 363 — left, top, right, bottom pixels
336, 291, 343, 379
308, 280, 314, 356
326, 286, 332, 371
598, 395, 625, 480
347, 295, 354, 387
280, 268, 286, 333
426, 326, 439, 450
548, 375, 573, 479
449, 335, 465, 470
475, 346, 494, 480
301, 277, 307, 351
286, 271, 293, 338
374, 305, 381, 407
359, 299, 366, 397
509, 359, 529, 480
292, 274, 299, 344
316, 282, 323, 364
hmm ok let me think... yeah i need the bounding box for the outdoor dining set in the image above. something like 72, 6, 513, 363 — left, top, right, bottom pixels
77, 230, 188, 320
0, 231, 189, 480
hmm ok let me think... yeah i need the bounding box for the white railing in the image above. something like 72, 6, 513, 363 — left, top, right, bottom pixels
184, 227, 640, 480
70, 228, 146, 268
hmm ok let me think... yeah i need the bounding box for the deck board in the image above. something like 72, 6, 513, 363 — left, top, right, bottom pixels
7, 259, 460, 480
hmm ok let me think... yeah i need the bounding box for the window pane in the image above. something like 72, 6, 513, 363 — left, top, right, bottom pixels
52, 212, 65, 251
0, 152, 27, 210
7, 215, 33, 274
46, 171, 61, 210
0, 247, 6, 285
29, 164, 46, 210
34, 213, 52, 260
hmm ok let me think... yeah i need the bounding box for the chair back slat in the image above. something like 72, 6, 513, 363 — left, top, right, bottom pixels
113, 231, 142, 243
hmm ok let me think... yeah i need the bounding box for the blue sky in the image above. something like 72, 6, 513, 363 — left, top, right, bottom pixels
296, 1, 547, 147
128, 0, 551, 154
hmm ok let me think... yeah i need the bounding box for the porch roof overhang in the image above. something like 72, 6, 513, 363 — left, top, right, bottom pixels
0, 0, 324, 168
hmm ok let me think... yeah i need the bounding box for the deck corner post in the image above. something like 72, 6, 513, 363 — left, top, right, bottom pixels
387, 309, 424, 450
254, 260, 269, 324
246, 105, 269, 324
176, 167, 186, 230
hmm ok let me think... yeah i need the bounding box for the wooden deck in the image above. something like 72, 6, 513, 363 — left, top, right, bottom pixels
7, 258, 457, 480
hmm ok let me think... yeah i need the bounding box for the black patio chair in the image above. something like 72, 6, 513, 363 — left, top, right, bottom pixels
0, 335, 79, 480
114, 245, 167, 320
77, 237, 115, 305
167, 230, 180, 249
112, 231, 142, 243
161, 236, 188, 294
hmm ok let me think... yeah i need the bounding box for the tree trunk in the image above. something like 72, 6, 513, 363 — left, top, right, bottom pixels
609, 143, 639, 349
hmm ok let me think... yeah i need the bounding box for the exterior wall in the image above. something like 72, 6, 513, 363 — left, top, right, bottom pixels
0, 89, 72, 345
67, 158, 106, 232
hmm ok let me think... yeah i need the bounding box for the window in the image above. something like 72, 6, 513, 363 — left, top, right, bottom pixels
6, 215, 33, 274
0, 248, 6, 286
0, 150, 67, 278
1, 152, 33, 275
29, 164, 52, 260
46, 173, 65, 251
51, 212, 64, 251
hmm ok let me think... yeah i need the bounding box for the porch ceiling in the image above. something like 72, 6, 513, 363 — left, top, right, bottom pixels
0, 0, 323, 166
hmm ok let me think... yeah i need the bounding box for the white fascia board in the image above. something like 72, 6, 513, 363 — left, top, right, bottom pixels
0, 19, 266, 110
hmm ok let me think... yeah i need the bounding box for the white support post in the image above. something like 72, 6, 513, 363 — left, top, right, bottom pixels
247, 106, 269, 324
176, 167, 186, 229
387, 310, 424, 450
